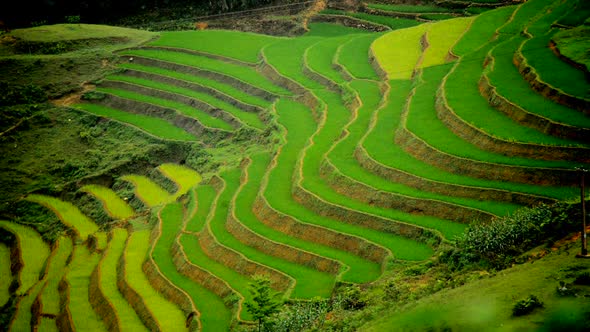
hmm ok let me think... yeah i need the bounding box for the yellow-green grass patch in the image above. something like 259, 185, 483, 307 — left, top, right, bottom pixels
66, 245, 107, 331
81, 184, 135, 220
420, 17, 473, 68
372, 24, 429, 80
151, 30, 281, 64
75, 103, 197, 141
94, 231, 108, 251
0, 220, 50, 295
40, 236, 73, 315
0, 243, 12, 307
96, 85, 235, 131
158, 163, 202, 199
9, 278, 45, 331
121, 175, 173, 207
100, 228, 147, 331
25, 194, 98, 240
38, 317, 58, 332
125, 229, 187, 331
154, 202, 232, 331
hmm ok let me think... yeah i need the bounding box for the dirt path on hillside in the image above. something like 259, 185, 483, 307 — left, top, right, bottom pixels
51, 82, 95, 107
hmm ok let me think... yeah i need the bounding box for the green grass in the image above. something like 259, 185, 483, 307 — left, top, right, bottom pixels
76, 103, 197, 141
420, 17, 473, 69
157, 163, 202, 199
97, 85, 234, 131
107, 71, 265, 130
445, 46, 587, 147
488, 36, 590, 128
452, 5, 515, 56
0, 243, 12, 307
186, 185, 217, 233
264, 37, 325, 90
337, 34, 382, 80
301, 86, 466, 240
66, 245, 108, 331
305, 23, 370, 37
120, 48, 290, 95
522, 32, 590, 100
38, 317, 58, 332
7, 23, 156, 53
9, 276, 45, 331
409, 65, 584, 169
366, 3, 454, 13
307, 35, 358, 83
0, 220, 50, 295
268, 98, 433, 263
556, 0, 590, 27
118, 62, 272, 109
121, 175, 172, 207
553, 25, 590, 72
421, 13, 457, 21
81, 184, 135, 220
329, 80, 521, 217
519, 0, 590, 99
100, 228, 147, 331
154, 202, 233, 330
372, 24, 429, 80
360, 247, 590, 331
362, 80, 577, 200
150, 30, 281, 64
320, 10, 422, 30
26, 194, 98, 240
215, 165, 336, 299
125, 229, 188, 332
39, 236, 73, 315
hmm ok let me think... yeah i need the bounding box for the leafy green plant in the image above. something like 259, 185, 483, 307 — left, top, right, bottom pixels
512, 295, 543, 316
245, 275, 283, 332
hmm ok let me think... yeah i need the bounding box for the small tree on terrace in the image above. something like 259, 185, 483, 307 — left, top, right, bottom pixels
245, 275, 282, 332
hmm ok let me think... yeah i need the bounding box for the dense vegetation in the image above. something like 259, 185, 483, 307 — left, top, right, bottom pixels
0, 0, 589, 331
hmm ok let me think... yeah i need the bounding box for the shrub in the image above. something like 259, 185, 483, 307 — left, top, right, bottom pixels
512, 295, 543, 316
340, 285, 367, 310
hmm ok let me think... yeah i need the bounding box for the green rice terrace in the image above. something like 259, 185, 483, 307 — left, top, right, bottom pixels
1, 0, 590, 331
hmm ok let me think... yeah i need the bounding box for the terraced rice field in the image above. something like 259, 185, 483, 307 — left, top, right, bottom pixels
3, 0, 589, 330
0, 243, 11, 307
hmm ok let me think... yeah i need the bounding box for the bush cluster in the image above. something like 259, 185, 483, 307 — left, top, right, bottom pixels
444, 203, 580, 270
0, 82, 47, 106
512, 295, 543, 316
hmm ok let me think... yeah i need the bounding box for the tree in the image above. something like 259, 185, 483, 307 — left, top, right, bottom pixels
245, 275, 282, 332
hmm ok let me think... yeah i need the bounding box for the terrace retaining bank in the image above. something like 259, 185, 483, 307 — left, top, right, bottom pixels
320, 159, 495, 222
437, 84, 590, 163
198, 226, 292, 292
253, 196, 388, 264
120, 69, 264, 114
120, 55, 278, 102
395, 125, 579, 186
101, 79, 243, 129
479, 73, 590, 143
513, 50, 590, 114
92, 92, 231, 141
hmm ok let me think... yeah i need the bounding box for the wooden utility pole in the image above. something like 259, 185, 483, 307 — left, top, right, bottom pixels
576, 167, 589, 258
